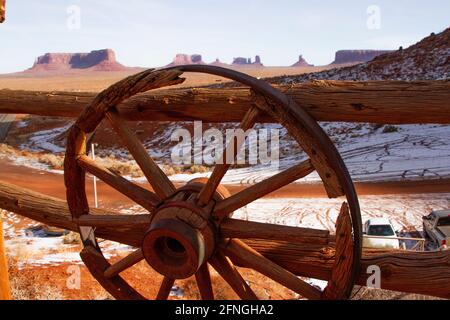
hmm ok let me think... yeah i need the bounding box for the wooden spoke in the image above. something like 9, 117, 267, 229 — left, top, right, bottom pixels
220, 218, 330, 245
195, 263, 214, 300
156, 277, 175, 300
75, 213, 151, 228
106, 109, 176, 199
197, 106, 260, 205
104, 248, 144, 278
77, 155, 160, 211
214, 159, 314, 218
222, 239, 322, 300
322, 202, 354, 299
209, 251, 258, 300
80, 245, 146, 300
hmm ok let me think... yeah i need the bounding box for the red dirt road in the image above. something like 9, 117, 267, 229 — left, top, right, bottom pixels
1, 159, 450, 208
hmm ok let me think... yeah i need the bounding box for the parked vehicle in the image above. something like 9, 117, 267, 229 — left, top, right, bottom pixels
25, 225, 69, 237
363, 218, 400, 249
423, 210, 450, 248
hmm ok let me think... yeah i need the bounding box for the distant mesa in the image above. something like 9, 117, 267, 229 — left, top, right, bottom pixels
166, 54, 264, 67
209, 58, 229, 67
166, 54, 205, 66
332, 50, 393, 64
291, 55, 313, 67
232, 55, 263, 67
26, 49, 130, 72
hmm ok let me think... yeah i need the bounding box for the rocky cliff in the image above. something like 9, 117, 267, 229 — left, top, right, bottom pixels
27, 49, 129, 72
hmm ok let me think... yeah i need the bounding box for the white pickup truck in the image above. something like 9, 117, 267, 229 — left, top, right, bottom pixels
363, 218, 400, 249
423, 210, 450, 248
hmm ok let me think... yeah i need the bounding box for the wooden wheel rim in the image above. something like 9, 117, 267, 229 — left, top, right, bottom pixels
64, 65, 362, 300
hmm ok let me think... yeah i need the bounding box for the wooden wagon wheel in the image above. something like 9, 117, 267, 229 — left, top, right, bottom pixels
64, 65, 362, 300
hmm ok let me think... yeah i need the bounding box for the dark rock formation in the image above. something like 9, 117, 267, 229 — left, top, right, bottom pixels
332, 50, 393, 64
232, 57, 249, 65
167, 54, 205, 66
291, 55, 313, 67
232, 55, 263, 66
209, 58, 229, 67
27, 49, 129, 72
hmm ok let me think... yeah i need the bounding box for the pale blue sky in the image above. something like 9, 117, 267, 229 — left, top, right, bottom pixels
0, 0, 448, 73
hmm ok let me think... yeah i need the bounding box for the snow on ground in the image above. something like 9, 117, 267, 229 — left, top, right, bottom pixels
336, 124, 450, 182
1, 208, 134, 268
231, 193, 450, 234
169, 123, 450, 184
19, 123, 71, 153
6, 116, 450, 186
5, 155, 64, 175
4, 231, 132, 268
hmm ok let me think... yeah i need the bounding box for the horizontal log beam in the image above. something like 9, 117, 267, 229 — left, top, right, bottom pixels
244, 239, 450, 299
1, 80, 449, 124
0, 180, 449, 299
220, 218, 330, 245
0, 180, 147, 246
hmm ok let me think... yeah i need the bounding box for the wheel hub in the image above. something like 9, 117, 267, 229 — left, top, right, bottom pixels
142, 217, 210, 279
141, 179, 229, 279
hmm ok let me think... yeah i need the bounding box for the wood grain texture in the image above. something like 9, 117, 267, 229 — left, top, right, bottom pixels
0, 0, 5, 23
1, 181, 449, 299
106, 110, 175, 199
195, 263, 214, 300
80, 245, 145, 300
0, 213, 11, 300
74, 68, 185, 134
77, 154, 160, 211
209, 251, 258, 300
197, 106, 259, 205
104, 248, 144, 278
214, 159, 314, 217
75, 214, 151, 228
0, 180, 148, 246
220, 218, 330, 245
1, 80, 449, 124
321, 202, 354, 299
64, 125, 89, 219
253, 93, 343, 198
223, 239, 322, 300
156, 277, 175, 300
245, 239, 450, 299
64, 68, 184, 230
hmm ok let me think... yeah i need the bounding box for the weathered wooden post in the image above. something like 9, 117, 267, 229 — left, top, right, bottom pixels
0, 211, 12, 300
0, 0, 6, 23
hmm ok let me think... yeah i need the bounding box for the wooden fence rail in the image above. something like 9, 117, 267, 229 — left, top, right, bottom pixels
0, 180, 449, 299
0, 80, 449, 124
